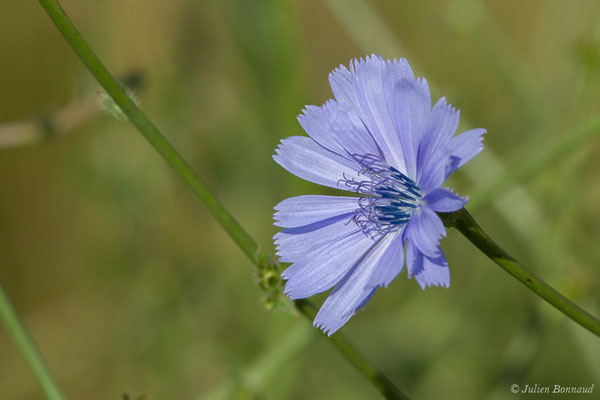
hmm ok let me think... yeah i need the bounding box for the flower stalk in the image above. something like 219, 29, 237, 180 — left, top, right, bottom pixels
440, 208, 600, 337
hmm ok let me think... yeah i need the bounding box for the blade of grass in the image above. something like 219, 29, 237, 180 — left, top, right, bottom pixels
0, 283, 66, 400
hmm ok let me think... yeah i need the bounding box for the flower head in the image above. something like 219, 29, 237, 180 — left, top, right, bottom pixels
273, 55, 485, 335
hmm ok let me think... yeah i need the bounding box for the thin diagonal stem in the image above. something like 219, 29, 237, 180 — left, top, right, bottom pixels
0, 283, 66, 400
440, 209, 600, 337
37, 1, 409, 399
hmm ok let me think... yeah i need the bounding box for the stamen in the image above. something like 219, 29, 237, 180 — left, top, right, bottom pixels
342, 154, 422, 240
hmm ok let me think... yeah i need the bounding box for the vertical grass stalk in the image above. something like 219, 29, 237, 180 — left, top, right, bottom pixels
0, 283, 66, 400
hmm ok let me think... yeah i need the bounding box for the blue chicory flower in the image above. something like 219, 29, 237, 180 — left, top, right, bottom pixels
273, 55, 485, 335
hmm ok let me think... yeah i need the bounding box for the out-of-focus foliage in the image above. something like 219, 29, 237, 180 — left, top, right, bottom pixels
0, 0, 599, 399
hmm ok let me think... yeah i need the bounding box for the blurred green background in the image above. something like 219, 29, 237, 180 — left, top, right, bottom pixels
1, 0, 600, 399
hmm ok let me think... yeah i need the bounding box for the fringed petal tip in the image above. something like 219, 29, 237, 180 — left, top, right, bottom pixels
313, 307, 358, 336
312, 319, 340, 337
313, 286, 379, 336
415, 275, 450, 290
406, 241, 451, 290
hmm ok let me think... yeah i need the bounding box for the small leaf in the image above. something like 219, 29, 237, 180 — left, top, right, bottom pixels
98, 89, 140, 121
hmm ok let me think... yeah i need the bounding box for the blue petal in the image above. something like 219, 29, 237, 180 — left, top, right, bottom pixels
313, 232, 398, 335
418, 129, 485, 192
282, 230, 376, 299
418, 148, 458, 193
340, 55, 410, 173
381, 58, 415, 82
328, 56, 434, 178
417, 97, 459, 175
423, 188, 468, 212
328, 63, 355, 111
365, 229, 405, 289
415, 254, 450, 289
321, 99, 381, 157
354, 288, 378, 312
297, 105, 346, 155
405, 239, 422, 277
274, 213, 356, 263
446, 128, 486, 174
383, 77, 431, 179
405, 206, 446, 258
274, 195, 358, 228
406, 244, 450, 289
329, 57, 415, 110
273, 136, 360, 190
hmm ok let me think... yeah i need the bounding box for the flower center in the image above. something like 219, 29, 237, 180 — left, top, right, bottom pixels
341, 154, 422, 240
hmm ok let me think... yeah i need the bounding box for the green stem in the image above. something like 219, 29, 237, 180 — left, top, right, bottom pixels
37, 0, 408, 398
0, 283, 66, 400
440, 209, 600, 337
